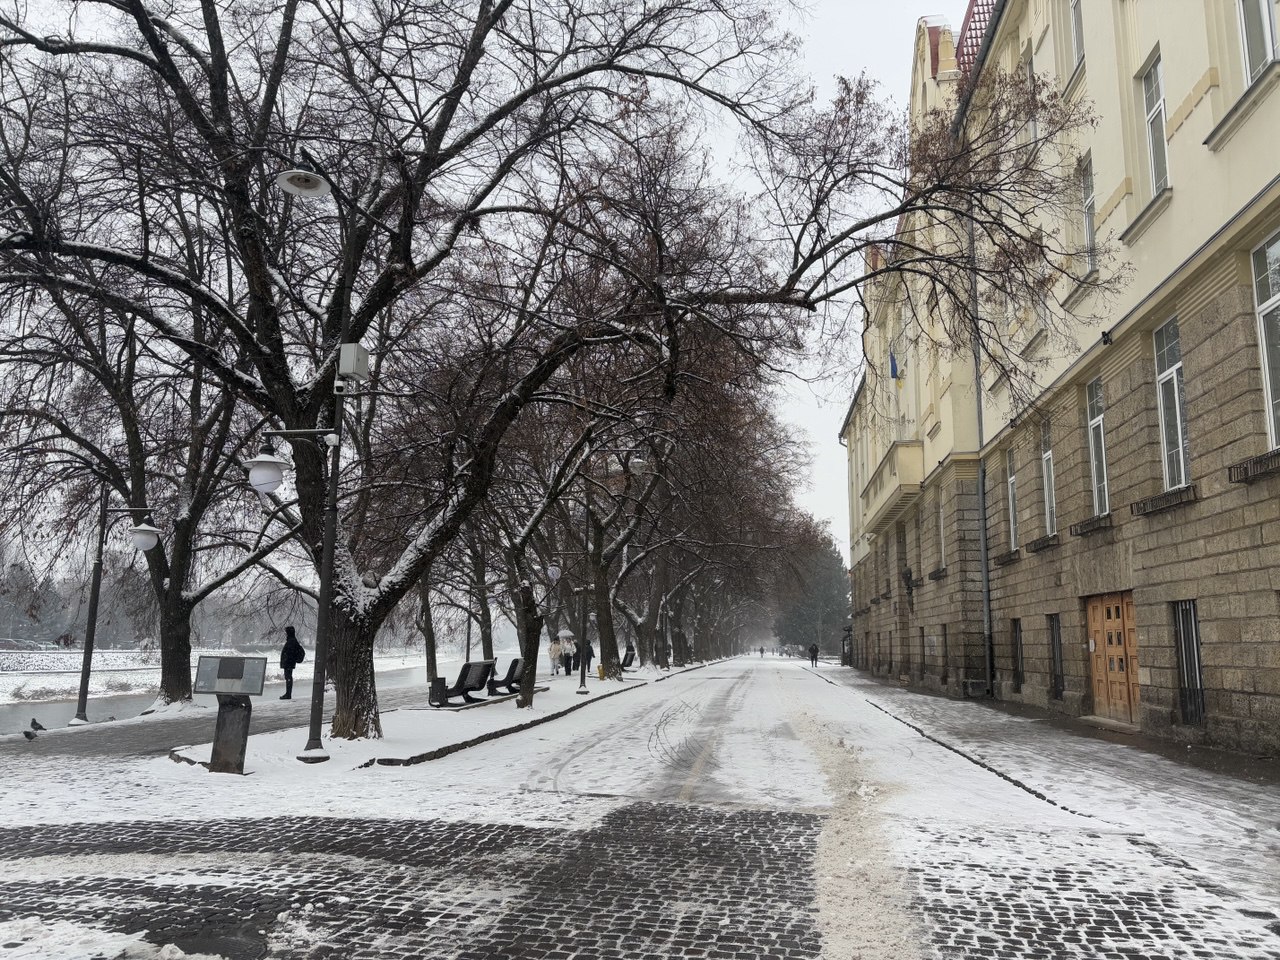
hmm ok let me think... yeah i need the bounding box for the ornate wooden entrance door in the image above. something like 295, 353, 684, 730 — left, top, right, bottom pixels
1087, 593, 1140, 723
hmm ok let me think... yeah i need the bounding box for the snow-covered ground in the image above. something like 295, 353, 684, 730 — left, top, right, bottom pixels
1, 658, 1277, 960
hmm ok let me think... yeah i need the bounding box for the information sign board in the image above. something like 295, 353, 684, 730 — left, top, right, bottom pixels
194, 655, 267, 696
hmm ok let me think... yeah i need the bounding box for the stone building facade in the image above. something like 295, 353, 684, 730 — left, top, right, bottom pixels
844, 0, 1280, 755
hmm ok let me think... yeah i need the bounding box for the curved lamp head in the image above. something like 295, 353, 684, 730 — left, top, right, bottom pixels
275, 168, 332, 198
129, 523, 162, 552
243, 448, 290, 494
628, 457, 648, 475
546, 564, 562, 584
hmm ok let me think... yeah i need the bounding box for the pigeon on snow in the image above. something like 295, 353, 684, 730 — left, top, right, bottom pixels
30, 718, 45, 731
22, 730, 36, 741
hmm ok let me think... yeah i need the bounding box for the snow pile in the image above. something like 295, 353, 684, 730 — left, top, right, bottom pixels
0, 917, 225, 959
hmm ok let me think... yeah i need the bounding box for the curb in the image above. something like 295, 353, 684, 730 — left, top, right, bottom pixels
364, 658, 724, 768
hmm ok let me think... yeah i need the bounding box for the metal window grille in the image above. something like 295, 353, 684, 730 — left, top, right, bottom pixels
1172, 600, 1205, 724
941, 623, 949, 686
1012, 618, 1024, 693
1048, 614, 1064, 700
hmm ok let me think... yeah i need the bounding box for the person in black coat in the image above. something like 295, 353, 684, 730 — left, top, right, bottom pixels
808, 643, 819, 667
280, 625, 306, 700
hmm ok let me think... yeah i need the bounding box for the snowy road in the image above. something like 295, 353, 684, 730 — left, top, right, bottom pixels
0, 658, 1278, 959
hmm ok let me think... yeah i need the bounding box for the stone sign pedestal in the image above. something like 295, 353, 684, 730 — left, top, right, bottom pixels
210, 694, 252, 774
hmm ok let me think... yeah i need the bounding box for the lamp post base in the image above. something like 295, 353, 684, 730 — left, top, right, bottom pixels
297, 743, 330, 764
576, 686, 589, 696
68, 715, 89, 726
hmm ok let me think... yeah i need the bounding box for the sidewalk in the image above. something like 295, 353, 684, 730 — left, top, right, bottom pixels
835, 668, 1280, 908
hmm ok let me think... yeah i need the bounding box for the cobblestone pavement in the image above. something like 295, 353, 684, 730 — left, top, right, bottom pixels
0, 803, 823, 959
3, 660, 1280, 959
900, 825, 1280, 959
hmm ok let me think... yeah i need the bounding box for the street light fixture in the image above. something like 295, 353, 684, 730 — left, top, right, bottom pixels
72, 492, 161, 726
275, 168, 332, 198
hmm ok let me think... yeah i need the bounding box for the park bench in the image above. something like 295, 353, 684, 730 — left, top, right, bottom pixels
487, 657, 523, 696
429, 660, 496, 708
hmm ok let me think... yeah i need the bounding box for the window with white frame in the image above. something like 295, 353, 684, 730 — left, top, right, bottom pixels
1070, 0, 1085, 67
1251, 229, 1280, 447
1081, 158, 1097, 273
1041, 419, 1057, 535
937, 496, 945, 568
1143, 57, 1169, 194
1087, 378, 1109, 515
1154, 317, 1190, 489
1240, 0, 1277, 83
1006, 447, 1018, 550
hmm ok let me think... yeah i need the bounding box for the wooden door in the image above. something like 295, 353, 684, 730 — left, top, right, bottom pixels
1087, 593, 1140, 723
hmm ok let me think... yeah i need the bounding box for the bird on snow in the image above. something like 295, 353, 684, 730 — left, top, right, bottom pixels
30, 718, 45, 731
23, 730, 36, 741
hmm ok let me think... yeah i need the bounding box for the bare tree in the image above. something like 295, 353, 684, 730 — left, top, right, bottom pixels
0, 2, 1114, 738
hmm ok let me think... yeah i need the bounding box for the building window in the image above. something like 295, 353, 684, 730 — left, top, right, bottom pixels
1081, 157, 1097, 273
1251, 229, 1280, 447
1041, 420, 1057, 535
1011, 619, 1024, 693
1240, 0, 1277, 83
937, 496, 946, 567
1172, 600, 1205, 724
1087, 378, 1109, 515
1048, 614, 1064, 700
1070, 0, 1085, 66
1154, 318, 1190, 489
1006, 448, 1019, 550
1143, 57, 1169, 194
941, 623, 949, 686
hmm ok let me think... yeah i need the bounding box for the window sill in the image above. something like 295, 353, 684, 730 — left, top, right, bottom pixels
1064, 57, 1087, 100
1130, 484, 1198, 516
1063, 269, 1099, 312
870, 597, 881, 606
927, 566, 948, 581
1228, 448, 1280, 483
1204, 59, 1280, 152
1025, 532, 1060, 553
993, 548, 1022, 567
1118, 187, 1173, 246
1070, 513, 1113, 537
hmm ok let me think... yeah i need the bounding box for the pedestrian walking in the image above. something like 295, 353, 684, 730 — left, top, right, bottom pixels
759, 646, 764, 658
549, 636, 562, 675
280, 625, 306, 699
559, 631, 575, 677
808, 643, 819, 667
584, 641, 595, 676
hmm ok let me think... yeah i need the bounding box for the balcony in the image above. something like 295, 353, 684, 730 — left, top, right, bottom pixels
860, 440, 925, 535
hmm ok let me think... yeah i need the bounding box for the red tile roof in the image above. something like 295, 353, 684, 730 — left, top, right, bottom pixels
957, 0, 995, 76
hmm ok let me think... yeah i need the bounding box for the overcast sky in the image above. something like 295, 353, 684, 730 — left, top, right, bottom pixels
783, 0, 971, 556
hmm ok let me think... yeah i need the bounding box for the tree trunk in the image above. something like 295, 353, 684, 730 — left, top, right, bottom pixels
157, 601, 194, 703
417, 578, 439, 685
591, 518, 621, 679
330, 612, 383, 739
472, 544, 495, 660
515, 581, 544, 709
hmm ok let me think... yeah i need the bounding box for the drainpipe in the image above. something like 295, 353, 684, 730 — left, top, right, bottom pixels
968, 213, 996, 698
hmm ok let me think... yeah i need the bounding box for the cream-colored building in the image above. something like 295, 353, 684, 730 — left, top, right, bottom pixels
844, 0, 1280, 755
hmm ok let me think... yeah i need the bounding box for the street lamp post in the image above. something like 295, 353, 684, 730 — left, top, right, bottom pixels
72, 487, 162, 725
248, 163, 369, 762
